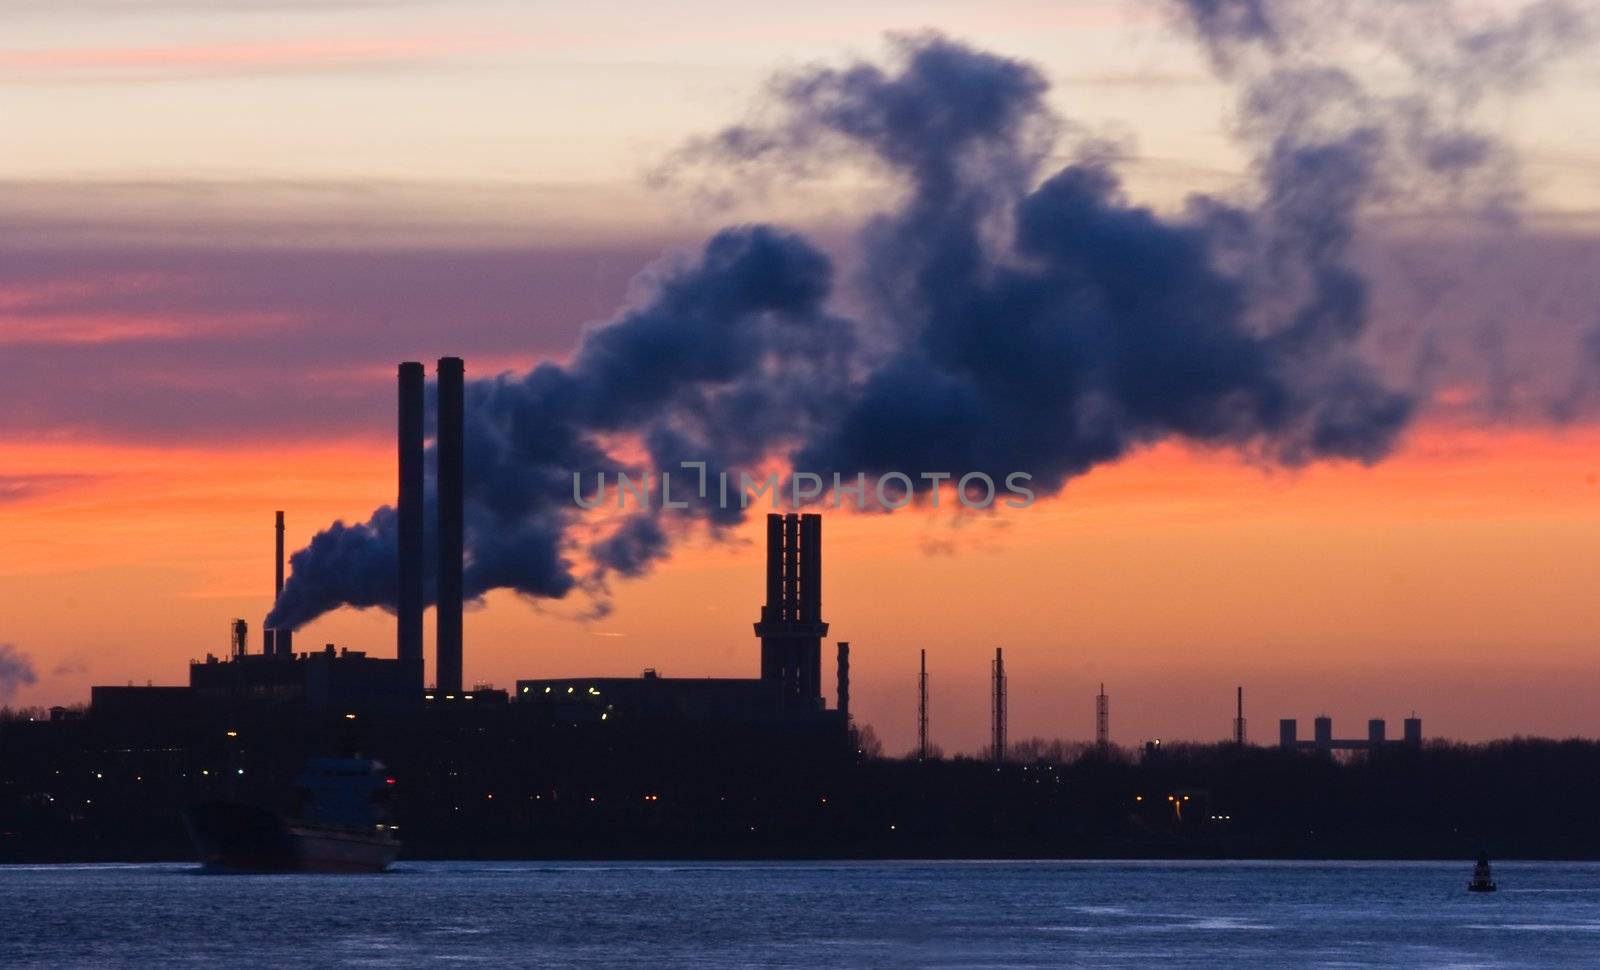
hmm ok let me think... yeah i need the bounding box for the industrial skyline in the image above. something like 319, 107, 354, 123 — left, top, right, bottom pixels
5, 1, 1600, 757
72, 347, 1434, 761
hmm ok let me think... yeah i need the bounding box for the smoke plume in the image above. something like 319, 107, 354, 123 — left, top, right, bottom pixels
268, 6, 1585, 631
0, 644, 38, 701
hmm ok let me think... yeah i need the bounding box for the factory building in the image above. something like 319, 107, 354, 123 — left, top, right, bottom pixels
516, 512, 848, 728
1278, 715, 1423, 751
513, 672, 788, 724
89, 359, 461, 721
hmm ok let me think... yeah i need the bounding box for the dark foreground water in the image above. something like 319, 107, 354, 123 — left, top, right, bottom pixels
3, 860, 1600, 967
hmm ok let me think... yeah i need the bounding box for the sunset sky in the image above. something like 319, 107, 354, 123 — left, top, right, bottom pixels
4, 0, 1600, 756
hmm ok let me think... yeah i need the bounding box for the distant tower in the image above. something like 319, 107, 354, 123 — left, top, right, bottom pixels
917, 649, 929, 761
753, 513, 827, 707
991, 647, 1006, 764
1368, 718, 1387, 746
1233, 686, 1246, 746
1403, 712, 1423, 746
1314, 715, 1333, 750
230, 619, 248, 660
1096, 683, 1109, 749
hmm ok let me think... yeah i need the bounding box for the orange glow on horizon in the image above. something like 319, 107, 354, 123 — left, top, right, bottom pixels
3, 419, 1599, 753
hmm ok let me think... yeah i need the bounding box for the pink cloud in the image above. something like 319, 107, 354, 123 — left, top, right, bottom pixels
0, 33, 535, 78
0, 272, 294, 346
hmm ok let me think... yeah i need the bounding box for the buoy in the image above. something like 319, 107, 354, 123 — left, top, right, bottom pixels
1468, 853, 1496, 893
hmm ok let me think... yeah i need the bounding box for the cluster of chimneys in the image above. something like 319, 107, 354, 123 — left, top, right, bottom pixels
398, 358, 464, 695
258, 358, 465, 693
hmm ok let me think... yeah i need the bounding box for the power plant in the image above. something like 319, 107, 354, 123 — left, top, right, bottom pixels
514, 511, 843, 726
84, 355, 1433, 771
91, 358, 849, 731
17, 356, 1536, 870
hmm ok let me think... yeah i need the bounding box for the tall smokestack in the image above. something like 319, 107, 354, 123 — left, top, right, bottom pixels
991, 647, 1006, 765
436, 356, 465, 694
397, 362, 425, 675
754, 512, 826, 705
762, 514, 782, 626
800, 514, 821, 623
836, 641, 850, 723
917, 649, 929, 761
275, 510, 285, 598
273, 511, 287, 657
783, 513, 800, 621
1096, 683, 1109, 749
1234, 686, 1246, 746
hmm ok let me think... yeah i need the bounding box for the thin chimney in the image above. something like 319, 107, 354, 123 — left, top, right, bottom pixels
991, 647, 1006, 764
397, 362, 425, 676
1096, 683, 1109, 748
1234, 685, 1247, 746
917, 649, 929, 761
275, 510, 285, 599
836, 641, 850, 723
271, 510, 289, 657
436, 356, 465, 694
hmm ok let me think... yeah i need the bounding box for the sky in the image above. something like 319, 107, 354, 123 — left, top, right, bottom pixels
3, 0, 1600, 755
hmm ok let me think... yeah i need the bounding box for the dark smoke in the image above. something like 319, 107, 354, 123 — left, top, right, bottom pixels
0, 644, 38, 701
268, 226, 849, 629
270, 11, 1582, 631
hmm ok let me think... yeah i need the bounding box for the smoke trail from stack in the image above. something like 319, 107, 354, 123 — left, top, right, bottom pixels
266, 6, 1587, 633
0, 643, 38, 701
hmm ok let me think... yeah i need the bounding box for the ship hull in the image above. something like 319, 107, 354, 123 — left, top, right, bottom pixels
184, 801, 400, 873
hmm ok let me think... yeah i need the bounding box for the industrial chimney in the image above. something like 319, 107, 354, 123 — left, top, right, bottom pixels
917, 649, 929, 761
1096, 683, 1109, 749
991, 647, 1006, 764
275, 510, 285, 600
436, 356, 465, 694
397, 362, 425, 680
269, 510, 292, 658
836, 641, 850, 724
753, 512, 827, 707
1234, 686, 1247, 746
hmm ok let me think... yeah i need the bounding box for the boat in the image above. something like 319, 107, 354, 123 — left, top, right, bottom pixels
183, 757, 401, 873
1468, 853, 1496, 893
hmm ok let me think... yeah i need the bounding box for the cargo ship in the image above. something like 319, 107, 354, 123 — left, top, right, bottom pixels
183, 757, 401, 873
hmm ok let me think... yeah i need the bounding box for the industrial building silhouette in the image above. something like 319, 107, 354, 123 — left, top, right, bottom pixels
1279, 715, 1423, 751
90, 358, 848, 731
33, 357, 1510, 867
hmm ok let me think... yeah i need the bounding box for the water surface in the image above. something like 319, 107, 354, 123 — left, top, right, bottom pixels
3, 860, 1597, 967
